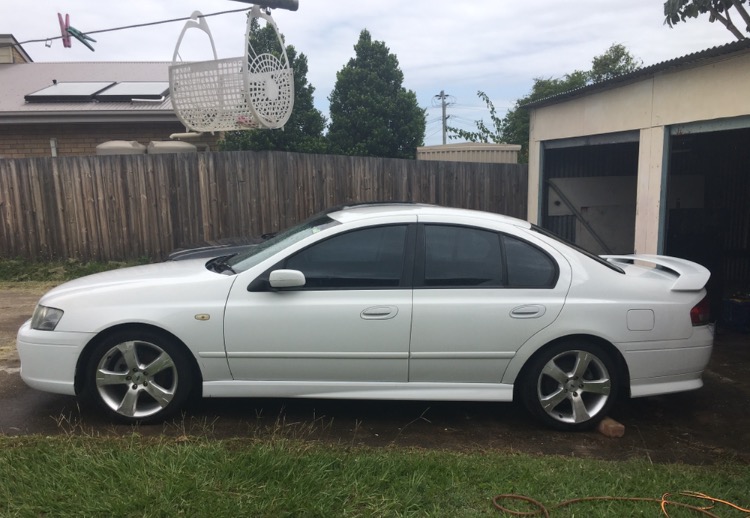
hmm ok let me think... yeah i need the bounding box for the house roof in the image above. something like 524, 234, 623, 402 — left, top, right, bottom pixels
0, 61, 178, 124
0, 34, 33, 63
524, 38, 750, 109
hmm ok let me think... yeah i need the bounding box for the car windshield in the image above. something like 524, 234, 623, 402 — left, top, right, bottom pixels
530, 225, 624, 274
226, 214, 340, 273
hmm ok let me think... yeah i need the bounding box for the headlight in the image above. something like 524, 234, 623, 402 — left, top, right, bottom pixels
31, 305, 64, 331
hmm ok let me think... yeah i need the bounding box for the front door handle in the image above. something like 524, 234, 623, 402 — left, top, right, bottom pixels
361, 306, 399, 320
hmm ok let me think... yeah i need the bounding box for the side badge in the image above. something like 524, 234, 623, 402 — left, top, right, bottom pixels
195, 314, 210, 321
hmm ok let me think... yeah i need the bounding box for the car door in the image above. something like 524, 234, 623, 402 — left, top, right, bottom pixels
409, 222, 571, 383
223, 223, 416, 382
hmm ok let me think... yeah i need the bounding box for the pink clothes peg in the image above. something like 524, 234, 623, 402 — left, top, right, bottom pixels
57, 13, 71, 48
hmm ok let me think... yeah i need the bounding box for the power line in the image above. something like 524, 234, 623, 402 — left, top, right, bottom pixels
1, 7, 253, 50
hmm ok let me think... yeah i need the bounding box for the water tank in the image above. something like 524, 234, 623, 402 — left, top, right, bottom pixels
147, 141, 197, 154
95, 140, 147, 155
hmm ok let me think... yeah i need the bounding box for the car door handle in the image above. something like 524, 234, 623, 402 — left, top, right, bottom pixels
510, 305, 546, 319
361, 306, 399, 320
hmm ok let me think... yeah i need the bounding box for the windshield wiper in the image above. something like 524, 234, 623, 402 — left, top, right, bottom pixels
206, 254, 237, 275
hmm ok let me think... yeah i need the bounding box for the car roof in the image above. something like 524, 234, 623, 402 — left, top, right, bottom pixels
326, 202, 532, 229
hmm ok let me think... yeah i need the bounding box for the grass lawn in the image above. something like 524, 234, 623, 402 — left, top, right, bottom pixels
0, 435, 748, 517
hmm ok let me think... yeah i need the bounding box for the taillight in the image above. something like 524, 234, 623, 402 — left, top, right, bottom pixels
690, 296, 711, 326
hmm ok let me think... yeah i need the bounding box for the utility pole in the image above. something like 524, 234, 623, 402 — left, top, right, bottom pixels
434, 90, 450, 145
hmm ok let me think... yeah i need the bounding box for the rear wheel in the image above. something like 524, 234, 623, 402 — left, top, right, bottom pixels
82, 330, 193, 424
521, 340, 618, 431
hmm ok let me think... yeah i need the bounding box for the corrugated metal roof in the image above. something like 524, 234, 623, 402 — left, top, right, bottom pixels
0, 61, 176, 122
525, 39, 750, 109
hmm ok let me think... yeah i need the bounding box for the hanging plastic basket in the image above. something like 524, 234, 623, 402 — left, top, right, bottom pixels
169, 6, 294, 133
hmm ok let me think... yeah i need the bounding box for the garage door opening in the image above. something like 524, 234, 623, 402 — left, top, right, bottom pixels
666, 126, 750, 319
541, 140, 639, 255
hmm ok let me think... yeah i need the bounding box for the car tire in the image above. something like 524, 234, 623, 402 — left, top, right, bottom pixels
82, 330, 194, 424
521, 339, 619, 431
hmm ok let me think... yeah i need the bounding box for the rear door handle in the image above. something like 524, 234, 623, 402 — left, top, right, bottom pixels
510, 304, 546, 319
361, 306, 399, 320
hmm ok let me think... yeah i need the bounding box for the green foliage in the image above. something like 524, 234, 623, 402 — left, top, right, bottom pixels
446, 91, 506, 144
219, 19, 327, 154
449, 45, 641, 163
664, 0, 750, 40
1, 435, 749, 516
499, 72, 589, 163
0, 258, 150, 282
589, 43, 643, 83
327, 29, 426, 159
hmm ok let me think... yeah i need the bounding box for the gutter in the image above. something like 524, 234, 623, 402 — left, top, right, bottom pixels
0, 111, 180, 124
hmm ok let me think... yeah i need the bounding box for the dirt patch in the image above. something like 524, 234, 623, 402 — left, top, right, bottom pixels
1, 283, 749, 464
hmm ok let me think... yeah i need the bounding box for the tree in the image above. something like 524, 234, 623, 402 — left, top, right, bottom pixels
497, 72, 590, 163
448, 45, 640, 162
444, 91, 506, 144
664, 0, 750, 40
219, 19, 327, 153
327, 29, 426, 159
448, 72, 588, 150
589, 43, 643, 83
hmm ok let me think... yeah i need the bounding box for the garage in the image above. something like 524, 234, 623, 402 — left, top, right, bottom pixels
527, 39, 750, 321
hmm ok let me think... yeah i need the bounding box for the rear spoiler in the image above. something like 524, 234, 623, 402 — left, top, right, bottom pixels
602, 254, 710, 291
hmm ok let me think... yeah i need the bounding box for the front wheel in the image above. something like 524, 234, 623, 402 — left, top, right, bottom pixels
521, 340, 619, 431
82, 330, 194, 424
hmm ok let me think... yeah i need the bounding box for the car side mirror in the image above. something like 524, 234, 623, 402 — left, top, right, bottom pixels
269, 269, 306, 289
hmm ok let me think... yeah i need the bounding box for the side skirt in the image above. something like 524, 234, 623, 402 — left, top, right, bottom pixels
202, 381, 515, 401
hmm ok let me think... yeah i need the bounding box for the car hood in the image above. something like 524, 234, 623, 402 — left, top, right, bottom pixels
40, 259, 226, 306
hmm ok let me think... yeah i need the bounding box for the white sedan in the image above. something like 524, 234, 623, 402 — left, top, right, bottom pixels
17, 203, 714, 431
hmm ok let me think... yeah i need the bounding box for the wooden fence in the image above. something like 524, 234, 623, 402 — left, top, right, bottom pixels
0, 151, 528, 261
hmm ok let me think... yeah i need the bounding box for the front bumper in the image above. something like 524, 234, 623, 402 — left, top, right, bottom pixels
16, 320, 95, 396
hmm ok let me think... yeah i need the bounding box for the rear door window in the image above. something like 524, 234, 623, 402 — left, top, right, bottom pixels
417, 225, 558, 288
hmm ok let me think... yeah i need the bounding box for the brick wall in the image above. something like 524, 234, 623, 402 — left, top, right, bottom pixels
0, 122, 221, 158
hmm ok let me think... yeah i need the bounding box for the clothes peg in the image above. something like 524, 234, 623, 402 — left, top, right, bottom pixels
67, 26, 96, 52
57, 13, 71, 48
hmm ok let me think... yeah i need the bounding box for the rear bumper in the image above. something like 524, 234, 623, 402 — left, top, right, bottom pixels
16, 321, 94, 396
622, 324, 713, 398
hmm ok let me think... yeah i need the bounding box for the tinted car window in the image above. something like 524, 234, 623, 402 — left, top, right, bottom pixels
504, 234, 557, 287
423, 225, 503, 286
420, 225, 557, 288
285, 225, 408, 289
229, 214, 340, 273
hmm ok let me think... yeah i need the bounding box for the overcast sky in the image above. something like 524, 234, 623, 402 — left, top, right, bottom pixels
5, 0, 734, 145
